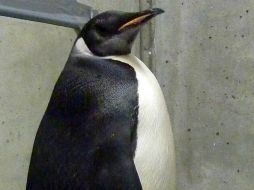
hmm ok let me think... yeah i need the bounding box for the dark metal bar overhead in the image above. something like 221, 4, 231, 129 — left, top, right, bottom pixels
0, 0, 97, 30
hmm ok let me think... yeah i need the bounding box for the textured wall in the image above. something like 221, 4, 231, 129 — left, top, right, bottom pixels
152, 0, 254, 190
0, 16, 76, 189
1, 0, 254, 189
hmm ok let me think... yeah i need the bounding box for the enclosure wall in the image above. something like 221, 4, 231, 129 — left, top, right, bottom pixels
1, 1, 254, 190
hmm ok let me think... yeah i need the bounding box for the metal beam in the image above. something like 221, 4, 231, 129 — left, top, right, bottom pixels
0, 0, 97, 30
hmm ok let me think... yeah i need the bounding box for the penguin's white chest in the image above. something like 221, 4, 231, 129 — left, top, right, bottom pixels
107, 55, 175, 190
74, 38, 175, 190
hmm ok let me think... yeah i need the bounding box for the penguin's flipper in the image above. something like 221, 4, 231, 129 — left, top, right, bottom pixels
92, 156, 142, 190
27, 56, 142, 189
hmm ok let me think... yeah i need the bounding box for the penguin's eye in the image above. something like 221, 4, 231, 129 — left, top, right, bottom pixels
97, 25, 107, 33
96, 25, 109, 37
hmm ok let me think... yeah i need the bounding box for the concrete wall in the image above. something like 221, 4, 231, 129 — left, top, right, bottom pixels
151, 0, 254, 190
0, 17, 77, 189
1, 0, 254, 190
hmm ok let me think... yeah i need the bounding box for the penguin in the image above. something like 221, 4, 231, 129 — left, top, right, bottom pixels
26, 8, 175, 190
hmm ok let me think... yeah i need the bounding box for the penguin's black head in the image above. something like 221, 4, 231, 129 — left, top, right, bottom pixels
80, 8, 164, 56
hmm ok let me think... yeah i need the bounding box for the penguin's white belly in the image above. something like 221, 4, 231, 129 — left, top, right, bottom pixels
74, 38, 175, 189
107, 55, 176, 190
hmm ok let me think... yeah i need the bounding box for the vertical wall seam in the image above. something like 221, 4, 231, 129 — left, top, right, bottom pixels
139, 0, 154, 72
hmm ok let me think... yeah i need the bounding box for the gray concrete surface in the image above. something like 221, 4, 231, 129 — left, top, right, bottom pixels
152, 0, 254, 190
1, 0, 254, 189
0, 16, 76, 189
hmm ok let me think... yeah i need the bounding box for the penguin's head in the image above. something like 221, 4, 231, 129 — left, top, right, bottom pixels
80, 8, 164, 56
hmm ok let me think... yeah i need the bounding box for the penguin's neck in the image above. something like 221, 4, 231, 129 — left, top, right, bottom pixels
73, 37, 94, 56
74, 37, 134, 59
73, 37, 145, 70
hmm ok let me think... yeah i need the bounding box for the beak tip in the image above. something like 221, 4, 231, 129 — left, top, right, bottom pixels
151, 8, 165, 15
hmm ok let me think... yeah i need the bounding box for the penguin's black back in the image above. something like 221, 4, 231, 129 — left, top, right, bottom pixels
26, 53, 141, 189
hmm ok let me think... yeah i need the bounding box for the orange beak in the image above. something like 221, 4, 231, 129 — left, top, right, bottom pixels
118, 8, 164, 31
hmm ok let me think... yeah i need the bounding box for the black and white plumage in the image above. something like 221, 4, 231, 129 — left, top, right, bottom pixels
27, 8, 175, 190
